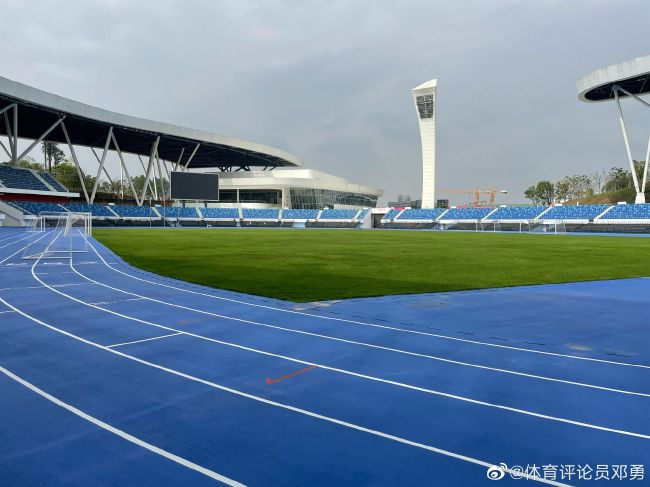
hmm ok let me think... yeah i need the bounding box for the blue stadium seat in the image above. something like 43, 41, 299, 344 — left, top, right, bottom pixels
111, 204, 159, 218
281, 209, 319, 220
9, 200, 67, 214
542, 205, 610, 220
319, 209, 358, 220
383, 209, 401, 220
62, 203, 115, 217
441, 207, 494, 220
242, 208, 279, 220
396, 208, 446, 220
486, 206, 546, 220
157, 206, 199, 218
0, 165, 50, 191
598, 204, 650, 220
39, 172, 68, 192
356, 209, 369, 220
201, 207, 239, 219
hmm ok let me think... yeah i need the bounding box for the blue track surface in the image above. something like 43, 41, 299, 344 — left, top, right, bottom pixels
0, 227, 648, 486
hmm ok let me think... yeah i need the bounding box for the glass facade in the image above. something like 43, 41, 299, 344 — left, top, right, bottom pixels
217, 190, 280, 204
289, 188, 378, 209
416, 94, 434, 119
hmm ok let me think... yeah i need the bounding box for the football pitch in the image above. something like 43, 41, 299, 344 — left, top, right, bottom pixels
93, 228, 650, 302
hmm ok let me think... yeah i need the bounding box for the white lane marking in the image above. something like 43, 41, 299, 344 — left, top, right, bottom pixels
69, 245, 650, 398
0, 232, 34, 250
24, 259, 650, 439
0, 365, 244, 486
91, 297, 146, 306
88, 241, 650, 370
0, 297, 568, 487
107, 333, 183, 348
0, 232, 49, 266
0, 310, 15, 314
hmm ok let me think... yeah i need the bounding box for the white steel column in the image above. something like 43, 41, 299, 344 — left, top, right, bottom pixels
89, 126, 114, 204
12, 104, 17, 164
183, 143, 200, 171
91, 146, 116, 186
643, 136, 650, 195
110, 132, 141, 206
15, 116, 65, 163
61, 122, 90, 204
137, 154, 156, 197
614, 88, 643, 202
139, 136, 160, 205
173, 148, 184, 171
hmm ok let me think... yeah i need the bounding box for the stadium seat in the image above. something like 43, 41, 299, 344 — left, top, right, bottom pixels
597, 203, 650, 220
201, 207, 240, 219
62, 203, 115, 217
440, 207, 494, 220
486, 206, 546, 220
319, 209, 358, 220
242, 208, 279, 220
110, 204, 159, 218
356, 208, 369, 220
157, 206, 199, 219
541, 205, 610, 221
383, 208, 401, 220
39, 172, 68, 192
8, 200, 68, 214
396, 208, 446, 220
281, 209, 319, 220
0, 165, 50, 192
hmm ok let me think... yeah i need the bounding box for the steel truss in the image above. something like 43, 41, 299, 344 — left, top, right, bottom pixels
613, 85, 650, 204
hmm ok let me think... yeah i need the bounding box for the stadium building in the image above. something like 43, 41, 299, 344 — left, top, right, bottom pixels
0, 75, 382, 226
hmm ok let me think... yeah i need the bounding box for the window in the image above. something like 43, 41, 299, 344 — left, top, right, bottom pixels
416, 94, 434, 119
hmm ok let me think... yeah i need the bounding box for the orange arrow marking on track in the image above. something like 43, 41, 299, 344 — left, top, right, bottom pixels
265, 365, 317, 385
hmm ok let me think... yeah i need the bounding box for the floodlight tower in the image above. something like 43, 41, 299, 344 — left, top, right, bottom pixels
412, 79, 438, 208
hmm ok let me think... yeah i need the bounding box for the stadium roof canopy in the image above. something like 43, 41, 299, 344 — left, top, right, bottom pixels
576, 55, 650, 102
0, 76, 301, 169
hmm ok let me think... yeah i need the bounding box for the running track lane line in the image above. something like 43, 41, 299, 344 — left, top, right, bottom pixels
22, 255, 650, 439
0, 365, 244, 486
0, 297, 568, 487
68, 246, 650, 398
87, 240, 650, 370
107, 332, 183, 348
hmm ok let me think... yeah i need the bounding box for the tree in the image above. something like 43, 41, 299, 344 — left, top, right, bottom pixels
536, 181, 554, 205
41, 141, 65, 172
603, 167, 632, 192
524, 185, 539, 204
15, 156, 44, 171
554, 178, 570, 202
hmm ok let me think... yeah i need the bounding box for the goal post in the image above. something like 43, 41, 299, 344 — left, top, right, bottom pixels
23, 211, 92, 260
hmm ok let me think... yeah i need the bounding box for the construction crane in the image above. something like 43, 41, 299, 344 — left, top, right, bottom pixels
439, 188, 508, 206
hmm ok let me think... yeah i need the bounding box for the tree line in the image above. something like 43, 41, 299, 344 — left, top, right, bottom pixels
524, 162, 646, 205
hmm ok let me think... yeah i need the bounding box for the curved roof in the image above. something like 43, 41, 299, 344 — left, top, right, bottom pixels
577, 55, 650, 103
0, 76, 302, 168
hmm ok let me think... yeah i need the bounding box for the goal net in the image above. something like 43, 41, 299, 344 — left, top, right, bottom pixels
23, 212, 92, 260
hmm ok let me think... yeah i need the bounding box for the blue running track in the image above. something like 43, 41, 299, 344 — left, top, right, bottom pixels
0, 227, 648, 486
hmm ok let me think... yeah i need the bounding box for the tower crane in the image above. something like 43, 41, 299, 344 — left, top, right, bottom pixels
439, 188, 508, 206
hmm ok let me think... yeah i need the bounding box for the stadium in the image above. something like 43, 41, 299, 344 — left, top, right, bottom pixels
1, 5, 650, 485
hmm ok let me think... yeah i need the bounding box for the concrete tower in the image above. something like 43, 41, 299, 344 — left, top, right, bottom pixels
412, 79, 437, 208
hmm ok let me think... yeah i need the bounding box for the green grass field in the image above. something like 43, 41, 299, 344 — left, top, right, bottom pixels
93, 228, 650, 302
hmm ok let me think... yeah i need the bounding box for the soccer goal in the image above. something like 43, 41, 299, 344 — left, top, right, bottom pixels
22, 212, 92, 260
552, 219, 566, 234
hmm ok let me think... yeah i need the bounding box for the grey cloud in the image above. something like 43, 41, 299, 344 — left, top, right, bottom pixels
1, 0, 649, 204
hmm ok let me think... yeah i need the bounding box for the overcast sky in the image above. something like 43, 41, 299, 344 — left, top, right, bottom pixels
2, 0, 649, 205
